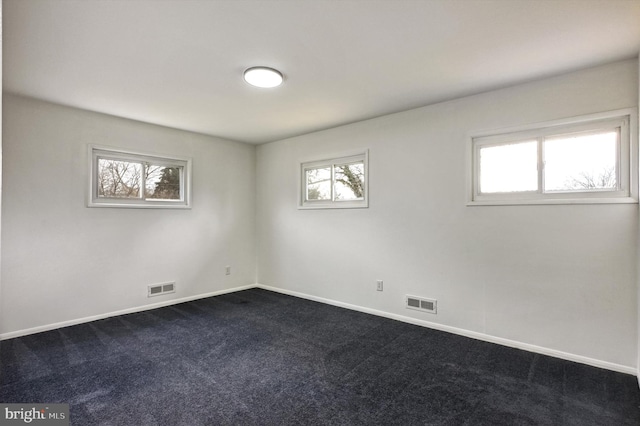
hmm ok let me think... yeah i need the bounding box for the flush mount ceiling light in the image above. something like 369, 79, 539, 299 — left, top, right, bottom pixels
243, 66, 284, 88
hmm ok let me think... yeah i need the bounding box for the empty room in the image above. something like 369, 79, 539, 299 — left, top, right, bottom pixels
1, 0, 640, 424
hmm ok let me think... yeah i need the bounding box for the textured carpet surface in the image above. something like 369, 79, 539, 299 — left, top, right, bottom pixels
1, 288, 639, 425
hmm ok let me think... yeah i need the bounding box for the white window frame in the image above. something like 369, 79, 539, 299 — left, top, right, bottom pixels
468, 109, 638, 205
299, 150, 369, 209
88, 145, 192, 209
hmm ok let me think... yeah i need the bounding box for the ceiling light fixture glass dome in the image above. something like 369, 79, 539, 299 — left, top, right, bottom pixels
243, 66, 284, 88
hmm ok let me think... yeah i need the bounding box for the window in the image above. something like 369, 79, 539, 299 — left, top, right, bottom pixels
469, 110, 637, 205
300, 151, 368, 209
88, 146, 191, 208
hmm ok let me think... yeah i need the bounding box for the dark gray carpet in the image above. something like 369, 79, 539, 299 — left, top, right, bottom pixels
1, 288, 639, 425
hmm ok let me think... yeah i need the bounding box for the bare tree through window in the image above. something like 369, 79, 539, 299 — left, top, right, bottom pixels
305, 162, 365, 201
300, 152, 368, 208
98, 160, 183, 200
97, 159, 142, 198
306, 167, 331, 200
91, 147, 190, 208
335, 163, 364, 199
562, 166, 616, 191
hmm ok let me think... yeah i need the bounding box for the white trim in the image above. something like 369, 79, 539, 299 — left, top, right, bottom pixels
2, 282, 635, 376
470, 108, 638, 140
298, 149, 369, 209
255, 284, 637, 376
87, 144, 193, 209
297, 148, 371, 167
467, 108, 639, 206
0, 284, 255, 341
469, 197, 638, 206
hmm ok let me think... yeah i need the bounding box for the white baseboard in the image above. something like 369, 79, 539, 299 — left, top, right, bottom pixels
0, 284, 256, 341
255, 284, 637, 376
2, 282, 636, 377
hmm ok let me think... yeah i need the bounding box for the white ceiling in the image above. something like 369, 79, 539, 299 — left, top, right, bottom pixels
4, 0, 640, 144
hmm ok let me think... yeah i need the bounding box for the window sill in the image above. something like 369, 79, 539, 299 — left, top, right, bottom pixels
88, 201, 191, 209
298, 202, 368, 210
467, 196, 638, 206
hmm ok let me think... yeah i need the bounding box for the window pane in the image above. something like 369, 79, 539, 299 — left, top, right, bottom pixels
544, 131, 618, 192
479, 141, 538, 193
334, 162, 365, 200
97, 158, 142, 198
145, 165, 182, 200
306, 167, 331, 200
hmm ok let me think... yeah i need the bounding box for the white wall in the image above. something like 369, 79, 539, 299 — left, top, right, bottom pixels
256, 59, 639, 370
1, 94, 256, 336
2, 59, 638, 373
0, 2, 3, 340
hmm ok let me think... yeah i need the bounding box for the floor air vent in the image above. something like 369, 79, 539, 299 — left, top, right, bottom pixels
148, 282, 176, 297
406, 295, 437, 314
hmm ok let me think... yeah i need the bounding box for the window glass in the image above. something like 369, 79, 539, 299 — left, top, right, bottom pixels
306, 167, 332, 200
145, 165, 183, 200
90, 146, 191, 208
479, 141, 537, 193
544, 131, 618, 192
97, 159, 142, 198
469, 111, 634, 205
300, 152, 368, 209
334, 162, 365, 200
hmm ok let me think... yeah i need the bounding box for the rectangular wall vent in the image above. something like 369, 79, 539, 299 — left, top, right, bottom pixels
406, 295, 437, 314
148, 282, 176, 297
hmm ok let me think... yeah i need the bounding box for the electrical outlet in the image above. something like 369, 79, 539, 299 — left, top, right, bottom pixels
225, 266, 231, 275
376, 280, 383, 291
